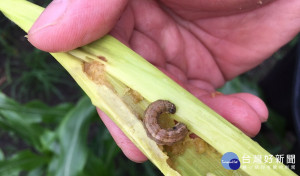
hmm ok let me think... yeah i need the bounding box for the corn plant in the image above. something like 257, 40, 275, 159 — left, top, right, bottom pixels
0, 0, 296, 175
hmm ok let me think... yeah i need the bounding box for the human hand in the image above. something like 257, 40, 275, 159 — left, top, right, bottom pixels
28, 0, 300, 163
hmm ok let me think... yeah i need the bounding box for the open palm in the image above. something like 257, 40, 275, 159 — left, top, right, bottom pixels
28, 0, 300, 162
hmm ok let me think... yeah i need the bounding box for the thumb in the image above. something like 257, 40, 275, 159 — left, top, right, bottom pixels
28, 0, 128, 52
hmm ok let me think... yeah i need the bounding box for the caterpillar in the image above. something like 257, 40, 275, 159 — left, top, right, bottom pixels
143, 100, 188, 146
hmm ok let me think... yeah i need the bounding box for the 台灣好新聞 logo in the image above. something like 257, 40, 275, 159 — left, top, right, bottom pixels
221, 152, 241, 170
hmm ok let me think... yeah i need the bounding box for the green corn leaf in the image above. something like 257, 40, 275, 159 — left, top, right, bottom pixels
0, 98, 44, 150
0, 150, 49, 176
0, 149, 4, 161
0, 92, 72, 151
47, 96, 96, 176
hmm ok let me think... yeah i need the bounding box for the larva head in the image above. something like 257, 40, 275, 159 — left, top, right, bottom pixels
167, 102, 176, 114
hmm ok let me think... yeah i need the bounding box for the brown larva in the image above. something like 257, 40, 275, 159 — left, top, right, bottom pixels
143, 100, 188, 146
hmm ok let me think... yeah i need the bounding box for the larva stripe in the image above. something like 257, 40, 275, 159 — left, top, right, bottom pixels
143, 100, 188, 146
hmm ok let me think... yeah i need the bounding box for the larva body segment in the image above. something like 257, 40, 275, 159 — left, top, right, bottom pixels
143, 100, 188, 146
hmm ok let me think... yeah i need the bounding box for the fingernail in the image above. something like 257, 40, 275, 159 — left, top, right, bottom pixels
28, 0, 68, 35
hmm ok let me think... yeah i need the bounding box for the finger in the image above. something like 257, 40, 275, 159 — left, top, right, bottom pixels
28, 0, 128, 52
230, 93, 268, 122
96, 108, 148, 163
200, 93, 262, 137
188, 84, 264, 137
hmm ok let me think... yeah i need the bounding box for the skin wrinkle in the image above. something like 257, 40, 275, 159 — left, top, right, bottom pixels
129, 31, 167, 67
161, 25, 186, 69
130, 32, 168, 68
182, 27, 225, 87
158, 4, 190, 73
110, 5, 134, 43
188, 21, 244, 80
165, 64, 187, 83
186, 20, 243, 81
156, 3, 187, 70
159, 0, 275, 19
160, 6, 226, 86
188, 79, 215, 92
131, 0, 189, 72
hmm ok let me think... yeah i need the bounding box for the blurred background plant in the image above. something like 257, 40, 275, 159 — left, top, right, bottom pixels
0, 0, 299, 175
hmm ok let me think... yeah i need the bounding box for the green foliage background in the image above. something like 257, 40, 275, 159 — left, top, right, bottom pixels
0, 94, 160, 176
